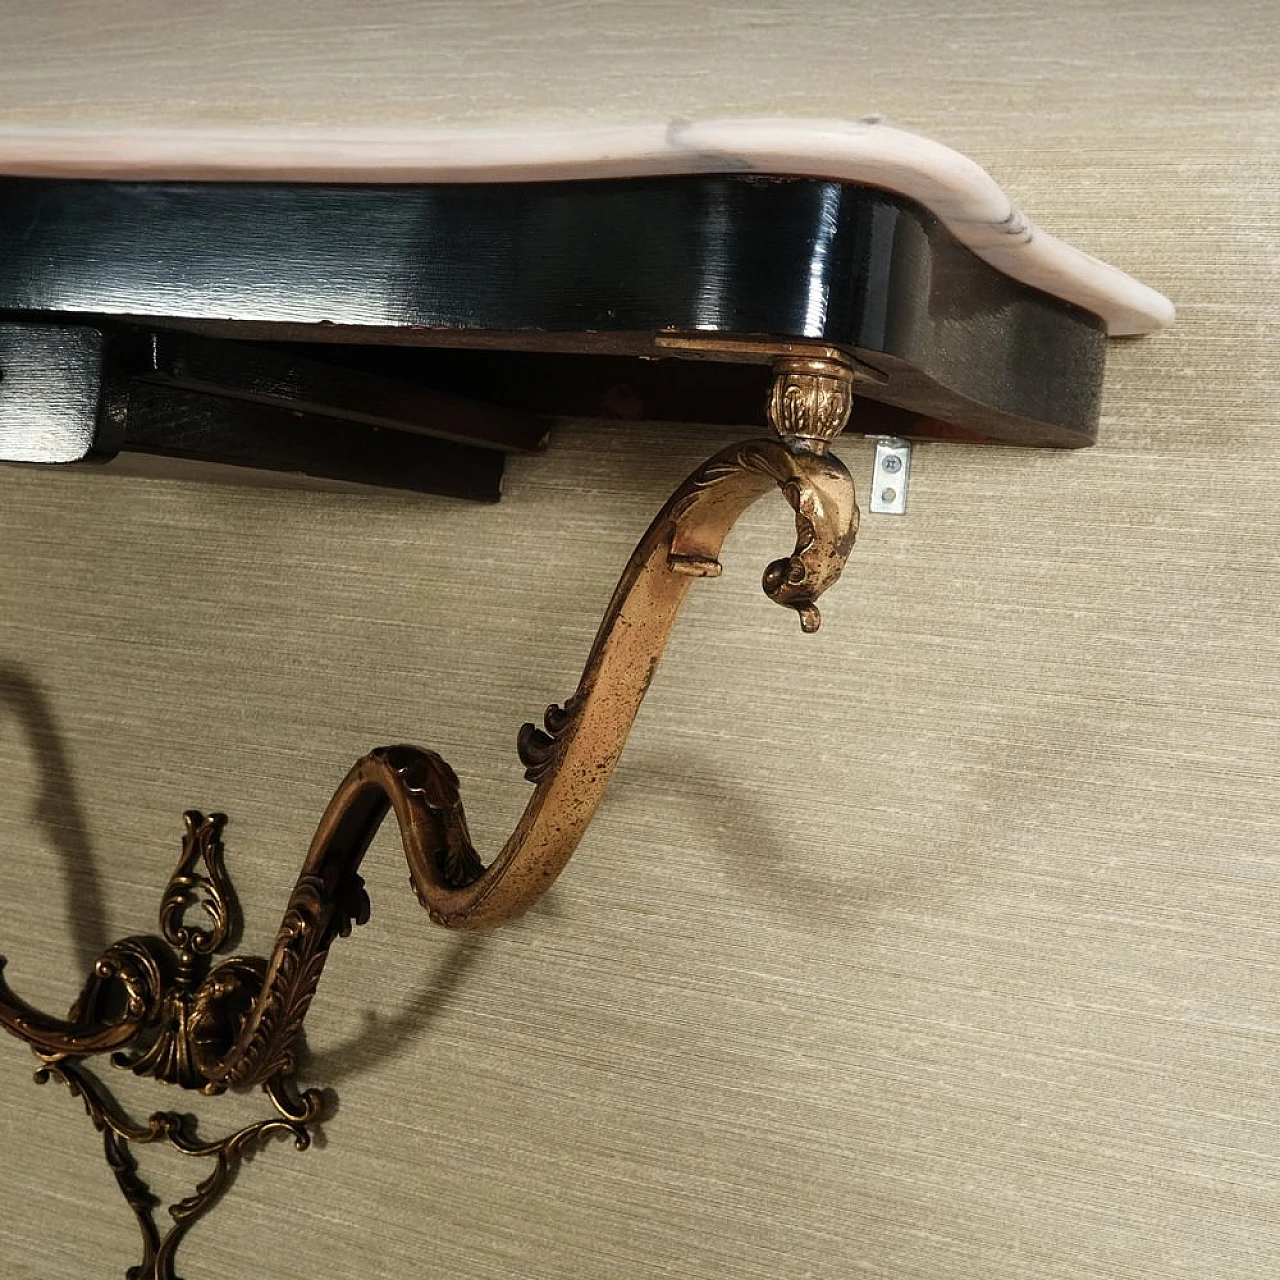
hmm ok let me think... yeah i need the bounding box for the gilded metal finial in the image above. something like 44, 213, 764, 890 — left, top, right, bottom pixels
766, 354, 856, 453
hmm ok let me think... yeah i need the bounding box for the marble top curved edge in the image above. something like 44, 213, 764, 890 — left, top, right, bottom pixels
0, 116, 1173, 337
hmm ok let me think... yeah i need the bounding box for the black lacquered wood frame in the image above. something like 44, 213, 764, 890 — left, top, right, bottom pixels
0, 173, 1107, 475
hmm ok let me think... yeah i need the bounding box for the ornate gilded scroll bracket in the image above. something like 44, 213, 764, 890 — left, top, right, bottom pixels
10, 813, 321, 1280
0, 359, 859, 1278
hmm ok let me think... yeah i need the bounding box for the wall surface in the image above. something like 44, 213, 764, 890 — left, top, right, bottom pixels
0, 3, 1276, 1278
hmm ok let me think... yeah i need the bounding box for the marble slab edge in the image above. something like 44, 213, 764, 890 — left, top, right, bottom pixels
0, 117, 1174, 338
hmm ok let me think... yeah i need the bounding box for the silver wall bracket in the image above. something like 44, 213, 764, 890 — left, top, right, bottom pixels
868, 437, 912, 515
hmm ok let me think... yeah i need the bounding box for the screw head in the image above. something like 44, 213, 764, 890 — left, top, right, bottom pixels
881, 454, 903, 473
880, 487, 898, 504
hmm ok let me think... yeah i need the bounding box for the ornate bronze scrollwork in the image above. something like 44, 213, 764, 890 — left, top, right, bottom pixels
10, 812, 320, 1280
0, 357, 860, 1278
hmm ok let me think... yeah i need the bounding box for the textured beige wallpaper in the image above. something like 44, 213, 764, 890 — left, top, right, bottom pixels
0, 3, 1277, 1279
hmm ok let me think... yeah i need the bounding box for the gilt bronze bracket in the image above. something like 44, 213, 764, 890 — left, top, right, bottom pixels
0, 354, 860, 1278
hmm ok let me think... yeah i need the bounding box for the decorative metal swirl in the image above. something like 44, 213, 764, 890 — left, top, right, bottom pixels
158, 811, 235, 958
36, 1056, 314, 1280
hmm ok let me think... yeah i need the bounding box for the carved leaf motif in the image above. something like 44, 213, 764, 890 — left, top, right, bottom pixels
219, 903, 321, 1087
376, 745, 485, 888
212, 869, 370, 1088
442, 832, 485, 889
113, 989, 204, 1091
378, 744, 462, 810
765, 362, 854, 448
517, 692, 584, 784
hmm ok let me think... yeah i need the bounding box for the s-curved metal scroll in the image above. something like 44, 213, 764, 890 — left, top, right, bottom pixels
196, 436, 859, 1090
0, 382, 859, 1277
0, 436, 856, 1089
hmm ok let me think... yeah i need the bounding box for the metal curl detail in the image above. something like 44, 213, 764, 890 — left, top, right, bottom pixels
35, 1056, 313, 1280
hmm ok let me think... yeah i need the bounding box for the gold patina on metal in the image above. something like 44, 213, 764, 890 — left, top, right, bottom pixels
0, 361, 859, 1278
766, 354, 858, 454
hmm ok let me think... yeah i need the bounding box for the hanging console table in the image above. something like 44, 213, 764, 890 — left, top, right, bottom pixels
0, 117, 1172, 1279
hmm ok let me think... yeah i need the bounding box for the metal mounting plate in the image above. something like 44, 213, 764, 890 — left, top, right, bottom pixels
869, 437, 912, 515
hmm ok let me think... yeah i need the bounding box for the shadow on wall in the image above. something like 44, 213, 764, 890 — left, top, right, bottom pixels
298, 932, 488, 1089
0, 662, 109, 975
621, 742, 884, 927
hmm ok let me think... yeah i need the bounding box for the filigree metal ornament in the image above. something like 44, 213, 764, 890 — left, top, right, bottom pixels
0, 365, 859, 1277
36, 1057, 313, 1280
12, 813, 319, 1280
